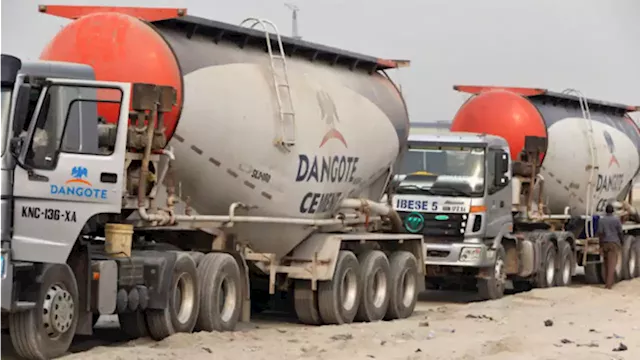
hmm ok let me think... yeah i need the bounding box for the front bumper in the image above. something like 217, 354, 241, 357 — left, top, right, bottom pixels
424, 241, 495, 267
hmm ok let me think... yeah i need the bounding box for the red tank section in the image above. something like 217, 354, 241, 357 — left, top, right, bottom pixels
39, 10, 183, 143
450, 86, 548, 160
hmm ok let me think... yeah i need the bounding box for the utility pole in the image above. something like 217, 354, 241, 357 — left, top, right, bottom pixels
284, 3, 301, 39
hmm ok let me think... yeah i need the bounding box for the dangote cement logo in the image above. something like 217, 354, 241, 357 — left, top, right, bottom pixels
50, 166, 108, 200
316, 91, 347, 148
404, 212, 425, 234
68, 166, 91, 186
603, 130, 619, 168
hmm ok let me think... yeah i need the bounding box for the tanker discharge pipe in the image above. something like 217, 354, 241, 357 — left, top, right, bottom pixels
339, 198, 404, 232
139, 198, 404, 229
138, 201, 385, 227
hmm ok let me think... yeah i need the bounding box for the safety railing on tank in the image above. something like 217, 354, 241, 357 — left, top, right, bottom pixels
240, 17, 297, 151
562, 88, 598, 266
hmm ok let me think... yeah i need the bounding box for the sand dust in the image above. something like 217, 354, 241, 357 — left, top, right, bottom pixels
3, 279, 639, 360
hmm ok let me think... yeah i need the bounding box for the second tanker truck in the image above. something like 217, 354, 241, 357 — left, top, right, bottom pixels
1, 5, 423, 359
389, 85, 640, 299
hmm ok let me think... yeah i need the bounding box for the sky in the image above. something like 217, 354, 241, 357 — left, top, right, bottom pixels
1, 0, 639, 123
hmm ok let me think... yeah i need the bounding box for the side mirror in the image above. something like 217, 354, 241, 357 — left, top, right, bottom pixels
12, 83, 32, 134
495, 151, 510, 175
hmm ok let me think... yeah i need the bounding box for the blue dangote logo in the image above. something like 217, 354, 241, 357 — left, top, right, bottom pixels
50, 166, 108, 199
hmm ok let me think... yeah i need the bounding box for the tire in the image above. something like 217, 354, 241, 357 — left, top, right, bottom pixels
554, 242, 573, 287
584, 260, 604, 284
634, 237, 640, 278
477, 245, 506, 300
621, 235, 636, 280
384, 251, 419, 320
195, 252, 243, 332
535, 240, 556, 288
293, 280, 323, 325
146, 252, 200, 340
318, 250, 361, 325
9, 263, 79, 360
355, 250, 390, 322
119, 311, 149, 339
188, 251, 204, 266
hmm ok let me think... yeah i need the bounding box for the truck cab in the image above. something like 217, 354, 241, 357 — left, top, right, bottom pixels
390, 132, 512, 296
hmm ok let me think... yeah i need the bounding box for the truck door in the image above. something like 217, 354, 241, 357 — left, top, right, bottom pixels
11, 79, 131, 264
485, 146, 512, 239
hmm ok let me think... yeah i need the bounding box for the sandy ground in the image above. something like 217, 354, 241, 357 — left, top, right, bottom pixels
2, 278, 639, 360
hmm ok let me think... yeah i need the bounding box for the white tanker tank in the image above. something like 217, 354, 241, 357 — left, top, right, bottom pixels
450, 85, 640, 216
39, 6, 410, 257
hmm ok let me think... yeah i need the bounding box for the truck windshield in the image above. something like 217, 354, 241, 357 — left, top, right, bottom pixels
396, 147, 485, 196
1, 87, 12, 156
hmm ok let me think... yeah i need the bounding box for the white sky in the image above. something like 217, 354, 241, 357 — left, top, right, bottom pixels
2, 0, 639, 122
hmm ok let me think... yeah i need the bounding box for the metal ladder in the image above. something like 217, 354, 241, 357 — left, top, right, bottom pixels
240, 17, 296, 151
562, 88, 599, 265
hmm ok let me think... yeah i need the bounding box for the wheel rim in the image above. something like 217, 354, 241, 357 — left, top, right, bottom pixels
629, 251, 637, 278
400, 268, 416, 308
42, 284, 74, 338
494, 258, 506, 289
562, 256, 571, 285
218, 276, 237, 322
174, 272, 195, 324
546, 254, 555, 286
369, 268, 388, 308
340, 268, 358, 311
615, 248, 623, 277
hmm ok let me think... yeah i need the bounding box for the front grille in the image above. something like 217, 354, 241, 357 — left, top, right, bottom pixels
398, 212, 466, 240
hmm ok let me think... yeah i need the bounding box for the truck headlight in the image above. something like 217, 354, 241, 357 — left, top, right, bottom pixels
459, 247, 482, 262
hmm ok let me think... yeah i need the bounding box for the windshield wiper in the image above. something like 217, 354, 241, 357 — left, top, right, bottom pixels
430, 185, 472, 197
395, 184, 435, 194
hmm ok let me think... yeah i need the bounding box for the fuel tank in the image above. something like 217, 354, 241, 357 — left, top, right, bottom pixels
38, 5, 410, 256
451, 85, 640, 216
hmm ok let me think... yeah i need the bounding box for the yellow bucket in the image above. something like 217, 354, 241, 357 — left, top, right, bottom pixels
104, 223, 134, 258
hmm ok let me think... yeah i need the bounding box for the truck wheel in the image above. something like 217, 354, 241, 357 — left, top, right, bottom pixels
535, 241, 556, 288
318, 250, 361, 324
615, 245, 623, 281
584, 260, 604, 284
9, 263, 79, 360
146, 252, 200, 340
195, 252, 242, 331
119, 311, 149, 339
477, 245, 506, 300
621, 235, 636, 280
634, 237, 640, 278
355, 250, 391, 322
554, 242, 573, 287
188, 251, 204, 266
293, 280, 323, 325
384, 251, 419, 320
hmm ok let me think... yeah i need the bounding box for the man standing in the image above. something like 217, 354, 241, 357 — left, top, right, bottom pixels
596, 204, 624, 289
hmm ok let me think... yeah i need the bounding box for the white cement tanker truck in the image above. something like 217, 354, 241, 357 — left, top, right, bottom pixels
389, 85, 640, 299
0, 5, 422, 359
